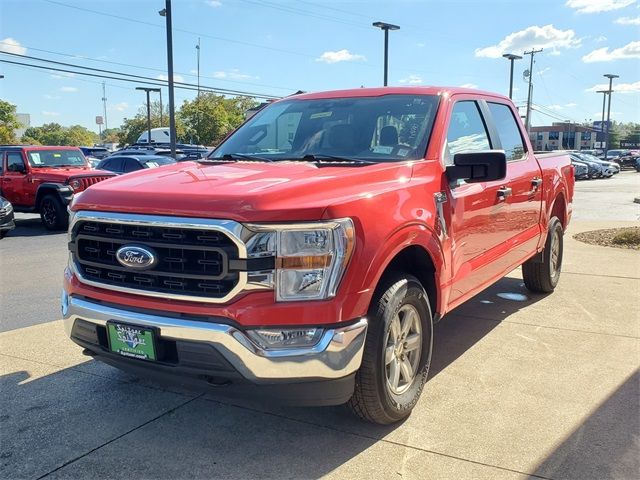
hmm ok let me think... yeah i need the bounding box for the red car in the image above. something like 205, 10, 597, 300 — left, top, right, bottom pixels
62, 87, 574, 424
0, 146, 114, 230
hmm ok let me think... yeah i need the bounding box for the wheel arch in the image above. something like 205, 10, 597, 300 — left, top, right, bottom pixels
550, 191, 567, 230
35, 183, 72, 212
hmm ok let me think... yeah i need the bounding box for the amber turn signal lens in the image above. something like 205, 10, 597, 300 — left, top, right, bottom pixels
276, 254, 333, 270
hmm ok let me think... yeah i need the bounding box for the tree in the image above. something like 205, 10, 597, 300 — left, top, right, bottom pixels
0, 100, 21, 144
101, 128, 121, 144
21, 122, 98, 146
178, 94, 258, 146
118, 101, 185, 145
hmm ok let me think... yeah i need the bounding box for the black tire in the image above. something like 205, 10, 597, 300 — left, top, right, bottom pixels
0, 231, 6, 239
522, 216, 563, 293
39, 194, 68, 231
348, 273, 433, 425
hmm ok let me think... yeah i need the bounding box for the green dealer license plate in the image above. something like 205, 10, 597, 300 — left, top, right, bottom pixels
107, 322, 157, 361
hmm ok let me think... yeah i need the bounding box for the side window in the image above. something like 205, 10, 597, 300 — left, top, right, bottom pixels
488, 102, 526, 161
7, 152, 26, 173
444, 101, 491, 166
122, 158, 141, 173
0, 152, 4, 175
107, 158, 124, 172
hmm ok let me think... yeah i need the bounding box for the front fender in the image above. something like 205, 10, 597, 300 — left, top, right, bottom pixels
37, 183, 74, 206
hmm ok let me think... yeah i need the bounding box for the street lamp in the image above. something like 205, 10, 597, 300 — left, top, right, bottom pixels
159, 1, 177, 158
596, 89, 609, 152
603, 73, 619, 158
502, 53, 522, 99
136, 87, 161, 145
372, 21, 400, 86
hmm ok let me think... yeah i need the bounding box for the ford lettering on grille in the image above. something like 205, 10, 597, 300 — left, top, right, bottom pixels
116, 245, 158, 270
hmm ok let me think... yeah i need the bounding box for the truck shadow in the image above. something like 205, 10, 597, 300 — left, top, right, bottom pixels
1, 275, 552, 478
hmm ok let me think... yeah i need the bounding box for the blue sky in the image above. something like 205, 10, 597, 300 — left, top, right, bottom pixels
1, 0, 638, 134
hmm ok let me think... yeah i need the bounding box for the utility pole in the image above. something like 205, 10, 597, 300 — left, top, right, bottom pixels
603, 73, 619, 158
523, 48, 543, 133
101, 82, 108, 134
159, 89, 163, 126
372, 22, 400, 86
159, 0, 177, 158
196, 37, 201, 144
596, 89, 609, 152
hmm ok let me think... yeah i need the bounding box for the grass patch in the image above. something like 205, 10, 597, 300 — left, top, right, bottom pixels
612, 229, 640, 246
574, 227, 640, 251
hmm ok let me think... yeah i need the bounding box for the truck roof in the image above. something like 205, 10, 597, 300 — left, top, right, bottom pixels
0, 145, 82, 151
288, 86, 510, 102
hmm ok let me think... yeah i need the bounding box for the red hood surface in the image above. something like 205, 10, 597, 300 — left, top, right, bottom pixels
73, 161, 414, 222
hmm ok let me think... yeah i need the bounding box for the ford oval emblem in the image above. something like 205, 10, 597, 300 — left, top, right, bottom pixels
115, 245, 158, 270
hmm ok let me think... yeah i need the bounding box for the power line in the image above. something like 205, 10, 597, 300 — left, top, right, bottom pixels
0, 51, 281, 99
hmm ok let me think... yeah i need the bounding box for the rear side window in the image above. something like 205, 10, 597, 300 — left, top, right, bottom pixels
488, 103, 526, 161
444, 101, 491, 165
122, 158, 142, 173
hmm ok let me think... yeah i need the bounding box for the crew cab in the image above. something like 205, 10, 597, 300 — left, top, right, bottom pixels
62, 87, 574, 424
0, 146, 115, 230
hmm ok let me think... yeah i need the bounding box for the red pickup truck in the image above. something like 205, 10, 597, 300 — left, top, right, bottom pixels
62, 87, 573, 424
0, 146, 114, 230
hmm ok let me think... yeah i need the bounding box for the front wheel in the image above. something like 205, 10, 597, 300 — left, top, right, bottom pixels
40, 194, 68, 231
348, 274, 433, 425
522, 216, 564, 293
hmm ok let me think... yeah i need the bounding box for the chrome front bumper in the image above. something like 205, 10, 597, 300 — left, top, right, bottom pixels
62, 292, 367, 383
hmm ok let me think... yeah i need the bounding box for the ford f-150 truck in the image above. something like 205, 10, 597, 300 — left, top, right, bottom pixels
0, 146, 114, 230
62, 87, 574, 424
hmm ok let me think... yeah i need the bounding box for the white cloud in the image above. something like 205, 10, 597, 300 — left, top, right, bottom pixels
585, 80, 640, 93
0, 37, 26, 55
111, 102, 128, 112
157, 74, 185, 82
399, 74, 424, 85
474, 25, 580, 58
43, 94, 61, 100
60, 86, 78, 92
545, 104, 564, 110
205, 0, 222, 6
50, 72, 76, 79
615, 15, 640, 24
539, 67, 552, 75
212, 69, 258, 81
566, 0, 636, 13
316, 49, 366, 64
459, 83, 479, 89
42, 111, 60, 117
595, 35, 608, 42
417, 42, 425, 48
564, 102, 578, 107
582, 40, 640, 62
189, 69, 198, 74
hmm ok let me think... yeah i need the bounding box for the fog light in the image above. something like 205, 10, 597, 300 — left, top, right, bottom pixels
246, 328, 323, 350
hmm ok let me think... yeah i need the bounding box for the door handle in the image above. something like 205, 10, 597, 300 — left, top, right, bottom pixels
497, 186, 512, 201
531, 178, 542, 188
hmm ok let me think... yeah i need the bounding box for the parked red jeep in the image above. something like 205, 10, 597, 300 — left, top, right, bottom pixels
62, 87, 574, 424
0, 146, 115, 230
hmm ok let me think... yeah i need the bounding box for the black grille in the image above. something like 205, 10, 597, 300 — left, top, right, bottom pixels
72, 220, 240, 299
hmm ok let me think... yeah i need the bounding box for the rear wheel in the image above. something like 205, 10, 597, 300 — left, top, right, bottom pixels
522, 216, 563, 293
348, 273, 433, 425
0, 231, 7, 239
40, 194, 68, 231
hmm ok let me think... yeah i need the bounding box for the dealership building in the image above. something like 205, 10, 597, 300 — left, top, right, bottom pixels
529, 122, 599, 151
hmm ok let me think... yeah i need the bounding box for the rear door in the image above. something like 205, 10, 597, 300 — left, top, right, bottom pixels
485, 101, 543, 268
2, 151, 28, 206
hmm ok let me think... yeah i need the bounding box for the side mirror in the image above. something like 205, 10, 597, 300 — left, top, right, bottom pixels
446, 150, 507, 183
11, 163, 27, 174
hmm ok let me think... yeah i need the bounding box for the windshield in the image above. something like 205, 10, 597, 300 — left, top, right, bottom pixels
212, 94, 439, 162
143, 157, 175, 166
27, 149, 86, 167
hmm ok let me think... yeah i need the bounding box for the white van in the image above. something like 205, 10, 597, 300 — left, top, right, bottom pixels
136, 128, 171, 144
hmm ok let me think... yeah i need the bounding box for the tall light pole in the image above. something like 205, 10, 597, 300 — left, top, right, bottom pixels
101, 82, 108, 134
502, 53, 522, 100
372, 21, 400, 86
196, 37, 201, 144
136, 87, 161, 145
596, 89, 609, 152
159, 1, 177, 158
603, 73, 619, 158
524, 48, 543, 133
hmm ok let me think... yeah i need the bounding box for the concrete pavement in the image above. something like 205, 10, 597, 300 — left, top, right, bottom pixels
1, 218, 638, 479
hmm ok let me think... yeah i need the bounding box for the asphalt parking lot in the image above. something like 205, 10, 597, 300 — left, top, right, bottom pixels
1, 171, 639, 479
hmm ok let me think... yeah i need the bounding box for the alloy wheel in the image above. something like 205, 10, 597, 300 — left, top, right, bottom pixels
384, 304, 422, 395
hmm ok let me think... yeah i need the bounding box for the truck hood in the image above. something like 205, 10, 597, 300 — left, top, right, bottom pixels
73, 160, 414, 222
31, 166, 112, 183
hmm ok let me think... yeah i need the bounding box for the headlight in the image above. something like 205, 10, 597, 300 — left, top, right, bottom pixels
69, 179, 82, 190
246, 219, 355, 302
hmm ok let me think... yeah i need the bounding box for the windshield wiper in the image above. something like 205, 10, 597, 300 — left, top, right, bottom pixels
295, 154, 375, 165
200, 153, 274, 163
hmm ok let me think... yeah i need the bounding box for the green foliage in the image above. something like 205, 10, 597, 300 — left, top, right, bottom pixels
21, 123, 98, 146
101, 128, 121, 144
0, 99, 21, 144
612, 228, 640, 246
178, 94, 258, 146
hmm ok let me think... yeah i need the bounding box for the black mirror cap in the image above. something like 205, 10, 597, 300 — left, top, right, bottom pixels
446, 150, 507, 183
